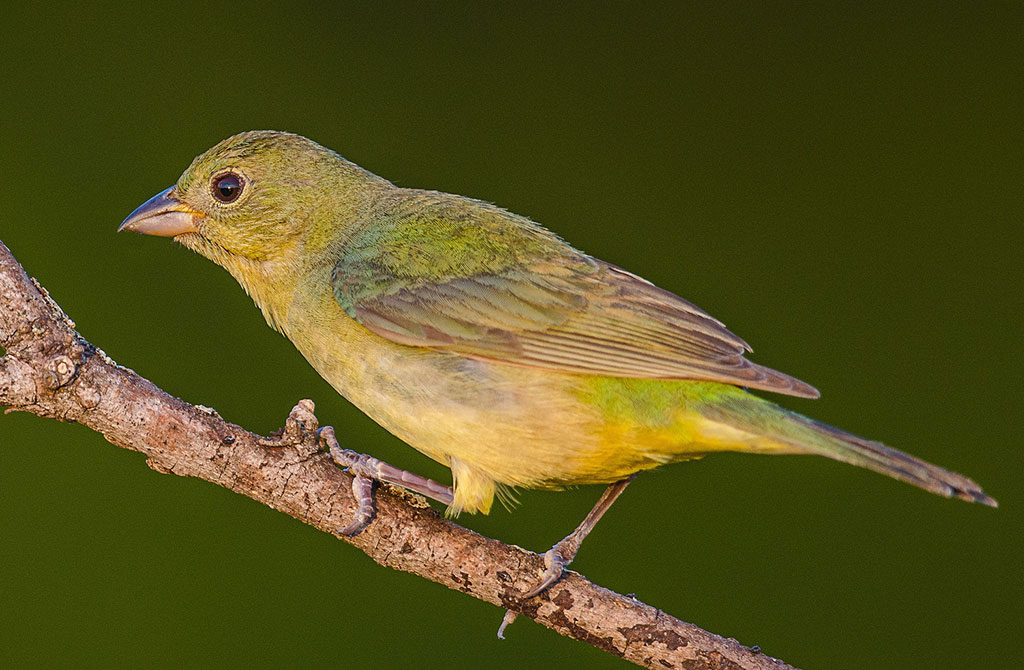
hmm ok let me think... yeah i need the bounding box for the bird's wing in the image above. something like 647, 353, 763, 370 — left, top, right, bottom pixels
331, 194, 819, 398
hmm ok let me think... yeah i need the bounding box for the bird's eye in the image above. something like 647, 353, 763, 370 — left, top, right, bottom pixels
212, 172, 243, 203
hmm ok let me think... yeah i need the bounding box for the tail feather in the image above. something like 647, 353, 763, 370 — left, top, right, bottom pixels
702, 391, 997, 507
786, 413, 997, 507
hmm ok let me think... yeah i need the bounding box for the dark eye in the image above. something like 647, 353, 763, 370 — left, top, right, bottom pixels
212, 172, 243, 203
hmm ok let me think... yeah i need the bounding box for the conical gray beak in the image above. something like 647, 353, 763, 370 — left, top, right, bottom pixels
118, 187, 203, 237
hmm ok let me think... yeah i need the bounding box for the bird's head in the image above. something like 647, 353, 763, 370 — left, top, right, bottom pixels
119, 131, 388, 263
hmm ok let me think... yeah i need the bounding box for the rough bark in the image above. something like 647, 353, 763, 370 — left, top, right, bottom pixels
0, 239, 796, 670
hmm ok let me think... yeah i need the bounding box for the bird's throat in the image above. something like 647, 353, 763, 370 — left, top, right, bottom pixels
177, 232, 298, 334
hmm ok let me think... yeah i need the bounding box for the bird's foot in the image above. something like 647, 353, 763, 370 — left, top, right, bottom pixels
317, 425, 454, 536
496, 541, 575, 639
524, 541, 575, 598
498, 477, 635, 638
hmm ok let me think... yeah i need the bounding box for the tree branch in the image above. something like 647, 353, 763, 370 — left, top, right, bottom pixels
0, 239, 795, 670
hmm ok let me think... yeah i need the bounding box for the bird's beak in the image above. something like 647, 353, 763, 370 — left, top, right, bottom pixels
118, 186, 204, 237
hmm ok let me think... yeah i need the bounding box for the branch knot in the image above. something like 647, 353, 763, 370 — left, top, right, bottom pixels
259, 398, 320, 450
43, 354, 79, 390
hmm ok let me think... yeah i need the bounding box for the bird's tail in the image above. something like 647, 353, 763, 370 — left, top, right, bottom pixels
697, 390, 997, 507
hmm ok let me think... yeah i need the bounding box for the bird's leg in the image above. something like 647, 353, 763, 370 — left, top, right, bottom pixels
317, 425, 454, 536
498, 475, 635, 638
524, 475, 635, 598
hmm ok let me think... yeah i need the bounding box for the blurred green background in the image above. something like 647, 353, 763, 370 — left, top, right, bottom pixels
1, 4, 1020, 668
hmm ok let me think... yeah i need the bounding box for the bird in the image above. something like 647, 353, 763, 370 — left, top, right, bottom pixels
119, 130, 995, 605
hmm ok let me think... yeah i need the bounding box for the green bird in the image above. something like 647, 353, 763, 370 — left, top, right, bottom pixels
119, 130, 995, 601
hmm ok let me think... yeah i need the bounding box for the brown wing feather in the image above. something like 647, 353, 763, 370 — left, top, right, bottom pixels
345, 256, 819, 398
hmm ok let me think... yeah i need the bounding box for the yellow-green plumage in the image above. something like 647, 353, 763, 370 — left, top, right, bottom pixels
123, 130, 995, 515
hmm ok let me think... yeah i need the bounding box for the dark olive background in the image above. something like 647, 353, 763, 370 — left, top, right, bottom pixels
1, 4, 1020, 669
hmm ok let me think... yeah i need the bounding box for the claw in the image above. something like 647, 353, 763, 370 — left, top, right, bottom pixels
497, 610, 518, 639
496, 544, 572, 638
523, 547, 570, 598
339, 474, 376, 536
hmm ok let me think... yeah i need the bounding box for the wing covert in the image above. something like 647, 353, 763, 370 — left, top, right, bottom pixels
331, 195, 819, 398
